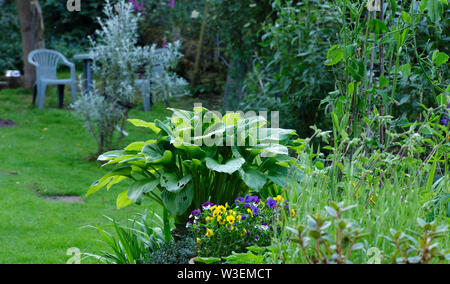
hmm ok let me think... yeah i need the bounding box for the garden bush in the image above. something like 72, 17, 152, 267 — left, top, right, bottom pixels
73, 0, 188, 155
0, 1, 22, 73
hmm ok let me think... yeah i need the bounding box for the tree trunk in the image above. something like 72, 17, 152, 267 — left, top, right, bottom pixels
16, 0, 45, 89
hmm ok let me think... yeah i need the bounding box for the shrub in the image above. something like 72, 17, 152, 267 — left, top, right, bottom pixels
242, 0, 339, 136
0, 1, 22, 73
73, 0, 188, 154
148, 236, 196, 264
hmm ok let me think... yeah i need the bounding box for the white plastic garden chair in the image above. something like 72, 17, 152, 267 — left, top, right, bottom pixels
28, 49, 77, 109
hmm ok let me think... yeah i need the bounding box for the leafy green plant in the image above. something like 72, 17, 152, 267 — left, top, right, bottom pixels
0, 1, 22, 73
148, 235, 196, 264
87, 210, 171, 264
242, 0, 339, 136
385, 218, 449, 264
323, 0, 449, 144
87, 106, 298, 226
287, 202, 366, 264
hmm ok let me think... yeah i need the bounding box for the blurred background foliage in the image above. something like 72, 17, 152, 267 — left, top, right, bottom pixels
0, 0, 448, 137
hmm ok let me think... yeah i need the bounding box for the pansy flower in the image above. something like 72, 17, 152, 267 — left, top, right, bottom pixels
202, 201, 214, 210
261, 222, 269, 231
205, 228, 214, 238
267, 197, 276, 209
235, 196, 245, 204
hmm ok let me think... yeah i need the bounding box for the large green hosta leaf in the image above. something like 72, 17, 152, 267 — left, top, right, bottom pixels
162, 183, 194, 217
247, 144, 290, 156
97, 150, 128, 162
267, 165, 289, 188
160, 173, 192, 193
257, 128, 296, 144
87, 167, 133, 196
127, 179, 160, 203
128, 119, 161, 134
141, 143, 173, 164
205, 157, 245, 174
117, 190, 134, 209
238, 167, 267, 191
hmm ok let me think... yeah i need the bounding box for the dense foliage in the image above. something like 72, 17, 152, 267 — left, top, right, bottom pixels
242, 0, 339, 135
0, 0, 21, 73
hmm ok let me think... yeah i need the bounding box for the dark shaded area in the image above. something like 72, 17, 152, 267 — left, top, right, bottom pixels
0, 118, 16, 128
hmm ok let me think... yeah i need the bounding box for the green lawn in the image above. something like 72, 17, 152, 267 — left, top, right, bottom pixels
0, 86, 194, 263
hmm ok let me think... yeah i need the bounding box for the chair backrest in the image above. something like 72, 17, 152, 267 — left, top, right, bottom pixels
28, 49, 66, 80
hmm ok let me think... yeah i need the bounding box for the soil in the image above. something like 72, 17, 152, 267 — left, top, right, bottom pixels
42, 195, 84, 203
0, 118, 16, 128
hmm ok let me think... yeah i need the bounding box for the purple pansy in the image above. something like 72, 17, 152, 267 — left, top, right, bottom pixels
191, 209, 201, 217
250, 205, 259, 216
245, 194, 260, 204
267, 198, 276, 209
235, 196, 245, 203
202, 201, 214, 208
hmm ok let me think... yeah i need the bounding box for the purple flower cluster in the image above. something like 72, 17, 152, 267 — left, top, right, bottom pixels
235, 194, 261, 216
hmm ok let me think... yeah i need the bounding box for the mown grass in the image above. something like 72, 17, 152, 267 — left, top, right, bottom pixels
0, 85, 195, 263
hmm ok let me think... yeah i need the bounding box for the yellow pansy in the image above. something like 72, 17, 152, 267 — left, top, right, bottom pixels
217, 215, 225, 225
275, 195, 285, 203
226, 215, 235, 225
205, 228, 214, 238
247, 208, 254, 218
212, 208, 221, 218
291, 209, 296, 218
226, 223, 234, 231
210, 205, 218, 212
240, 229, 247, 237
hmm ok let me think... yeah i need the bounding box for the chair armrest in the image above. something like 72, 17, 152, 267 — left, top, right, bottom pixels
61, 59, 76, 80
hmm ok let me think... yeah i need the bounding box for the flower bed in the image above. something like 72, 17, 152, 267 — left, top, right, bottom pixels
188, 195, 295, 258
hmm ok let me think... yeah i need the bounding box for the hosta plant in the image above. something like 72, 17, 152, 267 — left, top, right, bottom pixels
87, 106, 298, 225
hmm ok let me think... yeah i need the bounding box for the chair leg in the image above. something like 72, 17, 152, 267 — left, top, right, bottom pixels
57, 85, 65, 109
37, 83, 47, 109
32, 85, 37, 105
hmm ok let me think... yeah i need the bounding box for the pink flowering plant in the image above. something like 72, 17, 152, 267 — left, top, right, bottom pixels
188, 194, 296, 258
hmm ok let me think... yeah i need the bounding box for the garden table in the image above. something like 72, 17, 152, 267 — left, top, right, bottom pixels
73, 53, 94, 93
74, 49, 167, 112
